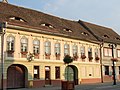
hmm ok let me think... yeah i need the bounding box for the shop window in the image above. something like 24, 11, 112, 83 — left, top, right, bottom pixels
105, 66, 109, 75
104, 47, 112, 57
55, 43, 60, 60
34, 66, 39, 79
44, 41, 51, 59
55, 67, 60, 79
7, 36, 15, 57
33, 39, 40, 59
64, 44, 70, 56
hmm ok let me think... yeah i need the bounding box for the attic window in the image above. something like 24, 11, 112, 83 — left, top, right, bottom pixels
115, 37, 120, 40
63, 28, 72, 32
40, 23, 54, 28
9, 17, 25, 22
81, 32, 89, 36
103, 35, 109, 38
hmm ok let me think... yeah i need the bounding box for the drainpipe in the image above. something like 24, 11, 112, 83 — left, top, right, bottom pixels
99, 42, 104, 83
0, 22, 7, 90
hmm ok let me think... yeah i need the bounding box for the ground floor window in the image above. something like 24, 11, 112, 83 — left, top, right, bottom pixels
119, 66, 120, 74
104, 66, 109, 75
34, 66, 39, 79
55, 67, 60, 79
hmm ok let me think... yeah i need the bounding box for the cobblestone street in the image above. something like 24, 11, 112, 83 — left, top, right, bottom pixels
8, 82, 120, 90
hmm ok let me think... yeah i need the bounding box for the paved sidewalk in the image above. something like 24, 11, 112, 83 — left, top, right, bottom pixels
8, 82, 120, 90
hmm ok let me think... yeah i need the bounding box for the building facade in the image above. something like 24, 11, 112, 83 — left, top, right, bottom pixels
0, 1, 120, 89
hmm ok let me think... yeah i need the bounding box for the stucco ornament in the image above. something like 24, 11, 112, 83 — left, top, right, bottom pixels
27, 52, 34, 62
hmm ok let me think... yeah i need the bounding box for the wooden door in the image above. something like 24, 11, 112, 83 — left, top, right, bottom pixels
7, 65, 25, 88
45, 66, 51, 85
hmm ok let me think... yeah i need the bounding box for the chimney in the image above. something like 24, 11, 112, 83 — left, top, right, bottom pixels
2, 0, 8, 3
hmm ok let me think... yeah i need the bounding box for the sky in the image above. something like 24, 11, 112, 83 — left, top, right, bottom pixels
3, 0, 120, 34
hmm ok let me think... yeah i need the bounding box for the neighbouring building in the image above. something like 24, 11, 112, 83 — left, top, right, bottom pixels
0, 1, 120, 89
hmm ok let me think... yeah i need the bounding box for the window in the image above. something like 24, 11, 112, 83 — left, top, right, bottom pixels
33, 39, 40, 54
45, 41, 51, 59
73, 45, 78, 60
117, 49, 120, 58
64, 44, 70, 56
104, 47, 112, 57
34, 66, 39, 79
105, 66, 109, 75
7, 36, 14, 51
33, 39, 40, 59
21, 37, 28, 52
119, 66, 120, 74
80, 46, 85, 56
40, 23, 54, 28
55, 43, 60, 60
72, 45, 78, 56
9, 16, 25, 22
103, 35, 109, 38
88, 48, 93, 61
81, 32, 89, 36
7, 36, 15, 57
95, 48, 99, 57
63, 28, 72, 32
55, 67, 60, 79
55, 43, 60, 55
21, 37, 28, 58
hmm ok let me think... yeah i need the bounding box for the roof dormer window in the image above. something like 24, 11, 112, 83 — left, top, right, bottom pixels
115, 37, 120, 40
81, 32, 89, 36
63, 28, 72, 32
9, 16, 25, 22
40, 23, 54, 28
103, 35, 109, 38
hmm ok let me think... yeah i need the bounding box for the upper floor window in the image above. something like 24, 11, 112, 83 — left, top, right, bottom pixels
21, 37, 28, 52
33, 39, 40, 54
64, 44, 70, 56
117, 49, 120, 58
95, 48, 99, 57
7, 36, 15, 51
44, 41, 51, 55
88, 48, 93, 61
55, 43, 60, 55
72, 45, 78, 56
104, 47, 112, 57
7, 36, 15, 57
80, 46, 85, 56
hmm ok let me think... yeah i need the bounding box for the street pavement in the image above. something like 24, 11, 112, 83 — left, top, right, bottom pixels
8, 82, 120, 90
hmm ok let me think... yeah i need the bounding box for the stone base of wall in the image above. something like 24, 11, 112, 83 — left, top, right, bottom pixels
0, 79, 7, 90
81, 78, 101, 84
28, 79, 61, 88
103, 75, 112, 82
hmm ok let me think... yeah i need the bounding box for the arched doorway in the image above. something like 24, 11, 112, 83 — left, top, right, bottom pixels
65, 65, 78, 85
7, 64, 28, 89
